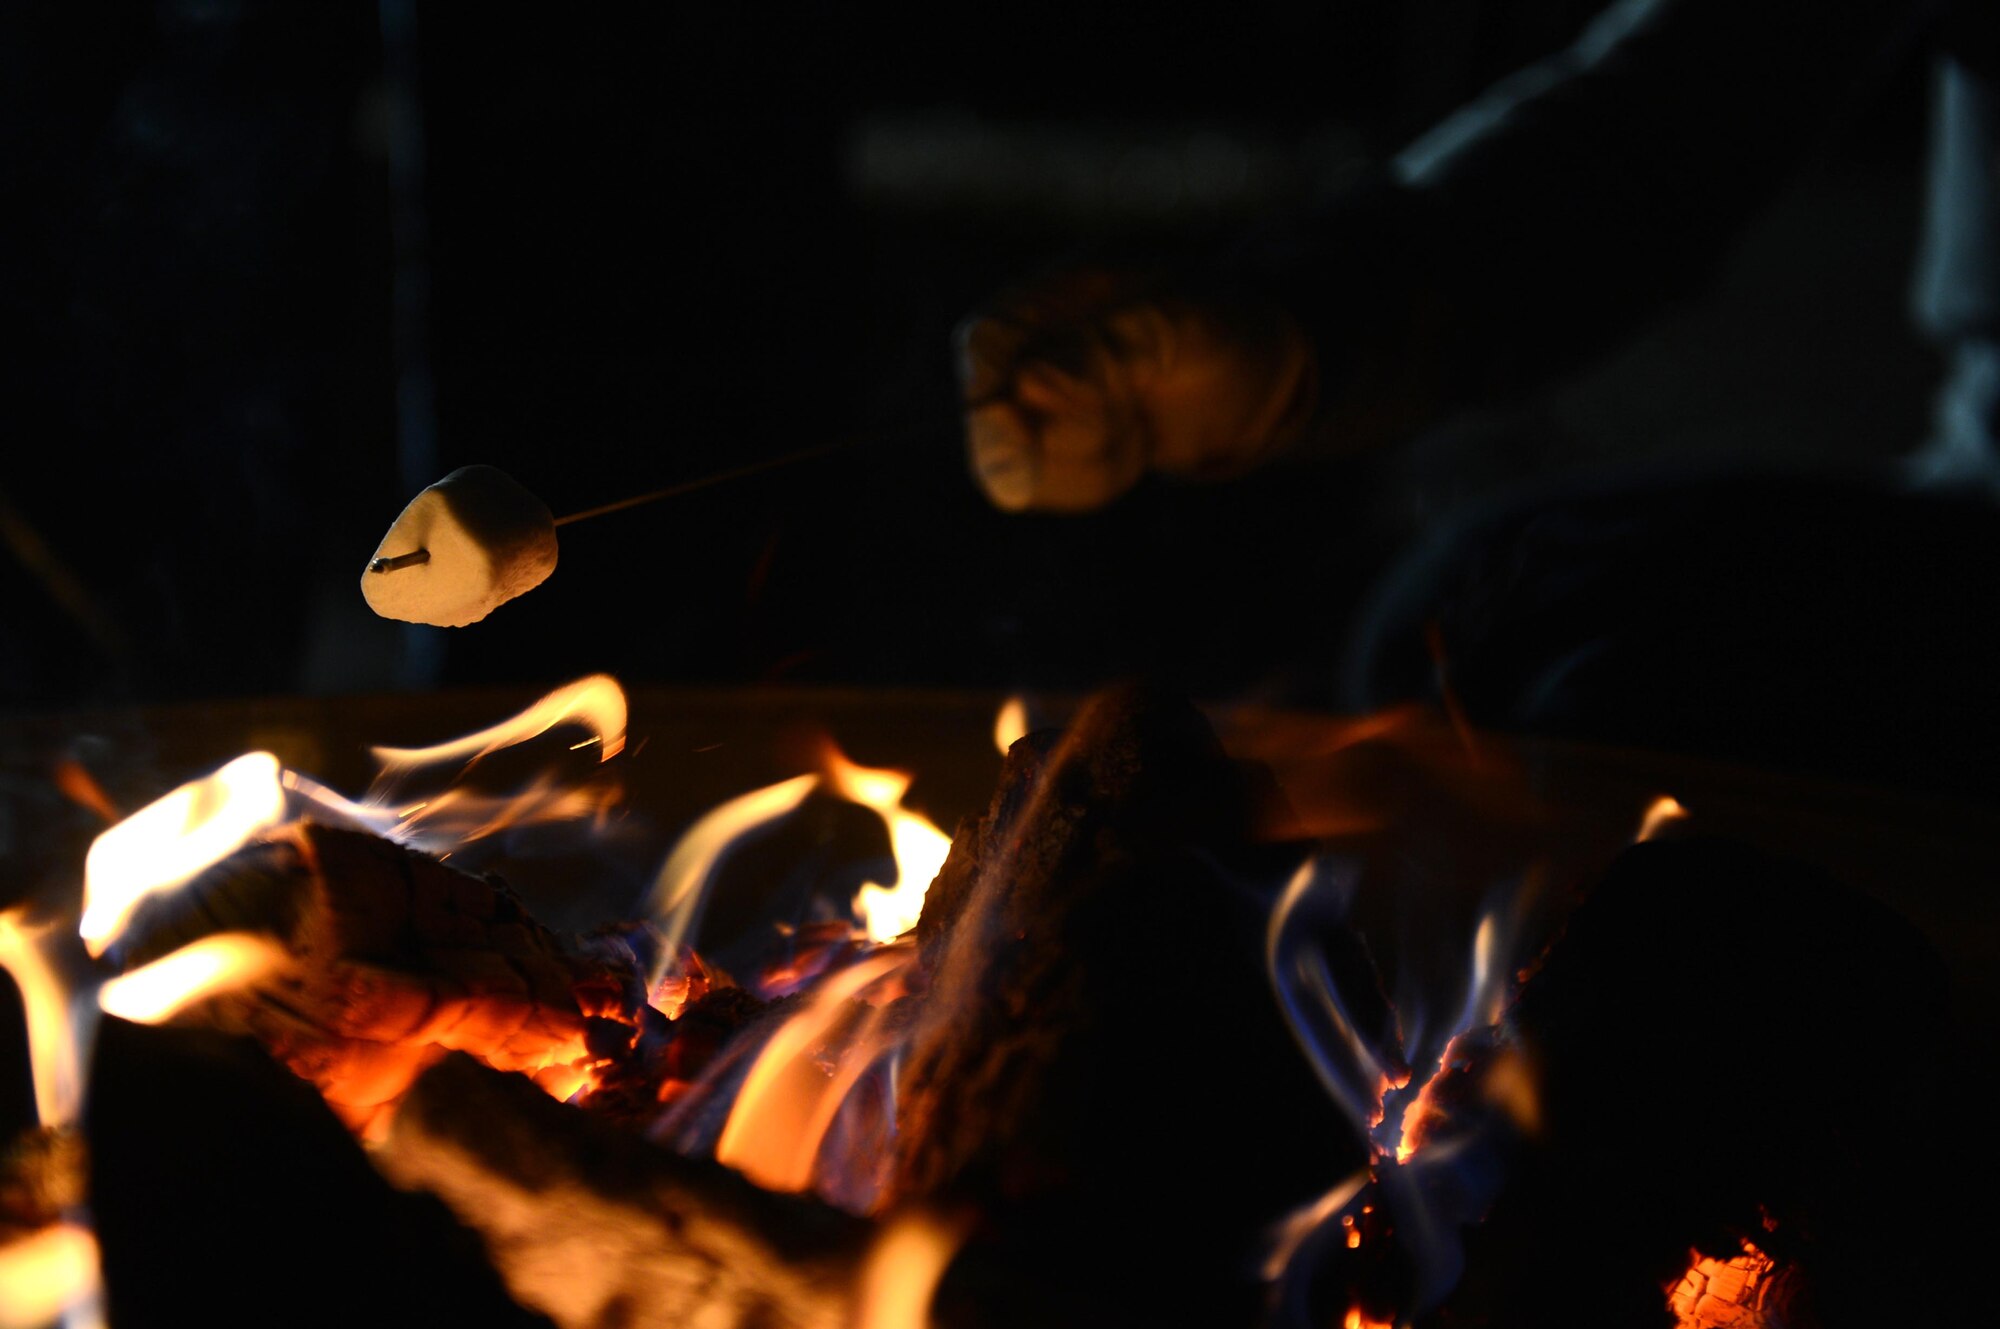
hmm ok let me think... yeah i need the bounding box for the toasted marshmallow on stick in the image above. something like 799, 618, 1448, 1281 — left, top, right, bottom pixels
362, 465, 558, 627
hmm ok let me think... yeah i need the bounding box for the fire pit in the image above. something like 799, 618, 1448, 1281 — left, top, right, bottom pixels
2, 681, 1992, 1328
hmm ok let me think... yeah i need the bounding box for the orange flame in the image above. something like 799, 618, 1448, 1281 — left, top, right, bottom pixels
714, 949, 909, 1194
1344, 1311, 1393, 1329
0, 909, 84, 1128
1636, 795, 1688, 843
853, 1208, 972, 1329
645, 743, 952, 981
992, 696, 1029, 754
0, 1223, 101, 1329
51, 758, 118, 825
369, 673, 628, 771
97, 933, 292, 1024
823, 750, 952, 944
78, 752, 287, 957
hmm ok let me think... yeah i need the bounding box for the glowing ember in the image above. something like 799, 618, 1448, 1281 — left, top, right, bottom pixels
78, 751, 286, 957
0, 1223, 100, 1329
714, 949, 909, 1194
369, 672, 627, 771
1262, 1171, 1369, 1279
0, 910, 84, 1128
992, 696, 1029, 754
97, 933, 292, 1024
1668, 1240, 1780, 1329
853, 1208, 971, 1329
1343, 1310, 1393, 1329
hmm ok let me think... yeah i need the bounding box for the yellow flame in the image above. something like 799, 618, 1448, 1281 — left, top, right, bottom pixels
853, 1208, 972, 1329
643, 739, 952, 982
825, 750, 952, 944
0, 1224, 100, 1329
1343, 1311, 1393, 1329
78, 752, 287, 957
715, 950, 908, 1193
369, 673, 628, 771
992, 696, 1028, 754
98, 933, 292, 1024
393, 774, 623, 845
1636, 795, 1688, 843
0, 910, 83, 1128
646, 772, 820, 984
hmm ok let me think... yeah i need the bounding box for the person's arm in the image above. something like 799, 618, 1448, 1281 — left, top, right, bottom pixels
962, 0, 1942, 511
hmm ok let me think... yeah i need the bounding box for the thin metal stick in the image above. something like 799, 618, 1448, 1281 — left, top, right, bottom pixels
552, 438, 856, 528
367, 549, 432, 574
368, 400, 973, 572
552, 386, 1000, 528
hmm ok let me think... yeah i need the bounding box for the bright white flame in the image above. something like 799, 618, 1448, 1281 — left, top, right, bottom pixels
98, 933, 291, 1024
825, 751, 952, 944
715, 950, 909, 1193
79, 752, 287, 957
647, 773, 820, 986
369, 673, 628, 771
1636, 795, 1688, 843
0, 910, 85, 1128
992, 696, 1028, 754
853, 1208, 972, 1329
0, 1224, 101, 1329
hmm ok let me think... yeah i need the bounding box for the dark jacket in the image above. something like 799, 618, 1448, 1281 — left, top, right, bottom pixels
1235, 0, 1997, 458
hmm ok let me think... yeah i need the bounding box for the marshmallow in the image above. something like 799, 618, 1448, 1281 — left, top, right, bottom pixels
361, 465, 558, 627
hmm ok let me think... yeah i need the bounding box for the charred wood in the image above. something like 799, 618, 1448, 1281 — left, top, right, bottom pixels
110, 821, 650, 1134
1419, 837, 1958, 1329
894, 683, 1370, 1325
86, 1018, 547, 1328
377, 1051, 871, 1329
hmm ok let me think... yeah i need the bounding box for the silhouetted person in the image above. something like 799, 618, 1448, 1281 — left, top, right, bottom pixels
956, 0, 2000, 796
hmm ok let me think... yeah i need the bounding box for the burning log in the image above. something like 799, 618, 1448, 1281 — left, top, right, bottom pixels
376, 1051, 871, 1329
84, 1016, 550, 1328
893, 684, 1371, 1325
1323, 836, 1961, 1329
108, 819, 649, 1135
87, 684, 1967, 1329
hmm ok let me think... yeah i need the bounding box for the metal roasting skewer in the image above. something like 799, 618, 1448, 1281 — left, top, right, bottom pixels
365, 396, 998, 573
366, 549, 433, 574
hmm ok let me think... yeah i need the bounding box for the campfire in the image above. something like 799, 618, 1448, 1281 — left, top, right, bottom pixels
0, 675, 1979, 1328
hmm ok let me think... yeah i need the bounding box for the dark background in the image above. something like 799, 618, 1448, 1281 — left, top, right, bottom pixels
0, 0, 1938, 714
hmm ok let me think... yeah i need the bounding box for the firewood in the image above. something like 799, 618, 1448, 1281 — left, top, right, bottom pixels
109, 820, 649, 1135
892, 683, 1372, 1326
86, 1017, 550, 1328
376, 1051, 870, 1329
1411, 837, 1959, 1329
